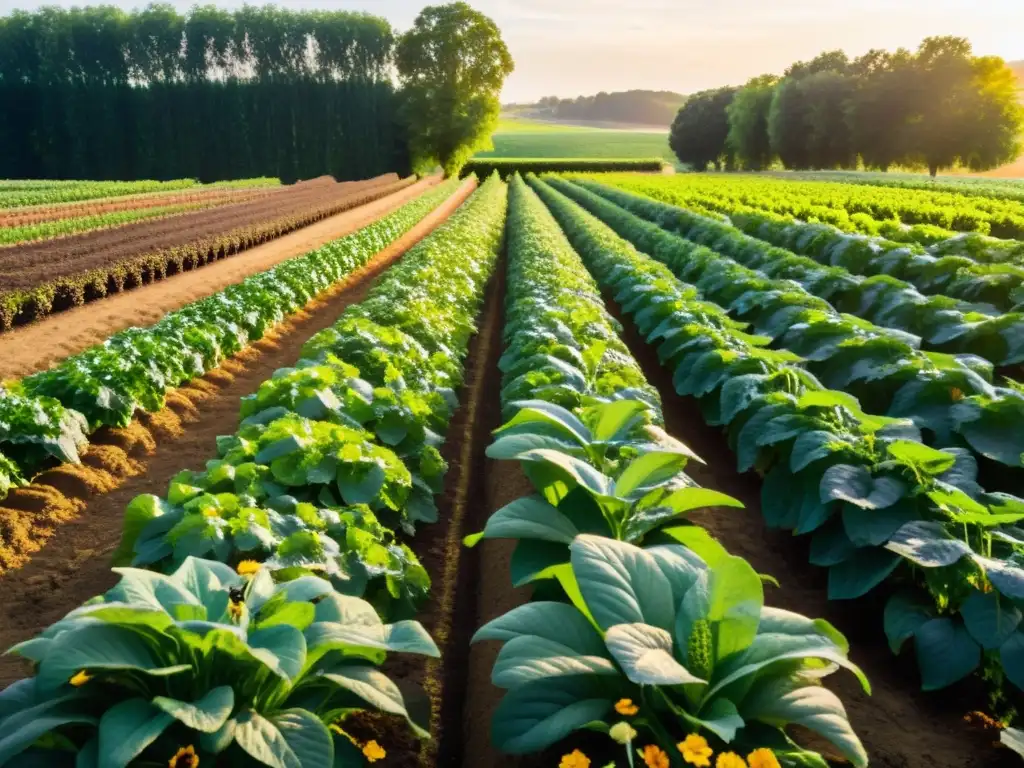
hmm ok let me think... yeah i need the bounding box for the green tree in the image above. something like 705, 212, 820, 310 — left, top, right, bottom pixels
726, 74, 779, 170
396, 2, 514, 176
905, 37, 1023, 176
669, 87, 737, 170
844, 48, 917, 171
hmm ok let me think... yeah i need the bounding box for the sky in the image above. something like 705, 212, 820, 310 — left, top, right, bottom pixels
1, 0, 1022, 102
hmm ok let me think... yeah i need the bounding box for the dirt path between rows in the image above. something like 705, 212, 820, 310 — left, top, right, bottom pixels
0, 176, 440, 380
0, 177, 476, 689
606, 298, 1016, 768
371, 250, 508, 768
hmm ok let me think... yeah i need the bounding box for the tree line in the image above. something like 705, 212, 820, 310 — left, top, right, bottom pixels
670, 37, 1023, 177
0, 2, 515, 182
0, 5, 404, 182
531, 90, 687, 126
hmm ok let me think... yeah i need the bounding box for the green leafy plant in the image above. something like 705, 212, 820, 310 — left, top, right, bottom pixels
473, 535, 869, 767
0, 557, 438, 768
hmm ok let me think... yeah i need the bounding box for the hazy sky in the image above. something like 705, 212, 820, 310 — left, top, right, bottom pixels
1, 0, 1022, 102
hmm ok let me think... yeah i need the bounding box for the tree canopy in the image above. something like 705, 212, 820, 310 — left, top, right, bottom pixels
669, 87, 737, 170
396, 2, 514, 176
670, 36, 1023, 175
726, 75, 779, 170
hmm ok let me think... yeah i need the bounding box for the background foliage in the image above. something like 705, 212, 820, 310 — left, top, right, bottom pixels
0, 5, 408, 182
671, 36, 1023, 175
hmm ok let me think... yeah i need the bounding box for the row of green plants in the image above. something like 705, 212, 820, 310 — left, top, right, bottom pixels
579, 178, 1024, 370
780, 172, 1024, 205
599, 175, 1024, 313
0, 175, 509, 767
613, 173, 1024, 240
543, 176, 1024, 488
0, 202, 220, 246
0, 179, 461, 526
0, 175, 414, 331
527, 174, 1024, 753
461, 158, 665, 179
467, 174, 870, 768
0, 178, 213, 209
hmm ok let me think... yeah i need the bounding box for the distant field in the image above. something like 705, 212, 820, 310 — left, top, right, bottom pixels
479, 118, 677, 166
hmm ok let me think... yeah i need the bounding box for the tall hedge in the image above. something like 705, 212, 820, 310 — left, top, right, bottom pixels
0, 6, 408, 182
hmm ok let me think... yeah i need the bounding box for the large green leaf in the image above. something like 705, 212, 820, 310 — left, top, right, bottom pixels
820, 465, 906, 510
884, 521, 972, 568
492, 635, 618, 688
97, 699, 174, 768
570, 535, 674, 632
36, 625, 188, 692
960, 590, 1021, 650
475, 495, 578, 544
914, 617, 981, 691
741, 680, 868, 768
605, 622, 704, 685
883, 592, 933, 654
152, 687, 234, 733
827, 548, 901, 600
472, 602, 606, 656
491, 677, 613, 754
272, 709, 334, 768
234, 709, 300, 768
0, 695, 95, 765
614, 451, 689, 498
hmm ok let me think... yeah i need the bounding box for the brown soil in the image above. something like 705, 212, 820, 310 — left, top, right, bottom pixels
0, 177, 440, 380
605, 297, 1018, 768
0, 184, 279, 227
0, 174, 402, 290
377, 249, 508, 768
0, 177, 477, 687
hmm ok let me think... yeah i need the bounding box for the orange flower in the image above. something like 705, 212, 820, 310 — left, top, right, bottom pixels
747, 748, 781, 768
716, 752, 747, 768
640, 744, 671, 768
615, 698, 639, 716
950, 387, 964, 402
678, 733, 713, 766
168, 745, 199, 768
560, 749, 591, 768
362, 740, 386, 763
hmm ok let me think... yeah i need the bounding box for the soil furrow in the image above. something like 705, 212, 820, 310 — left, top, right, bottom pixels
0, 178, 477, 688
370, 240, 508, 768
0, 184, 279, 227
602, 293, 1016, 768
0, 174, 402, 287
0, 177, 439, 380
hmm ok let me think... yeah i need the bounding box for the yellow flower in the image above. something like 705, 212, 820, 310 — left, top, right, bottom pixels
168, 745, 199, 768
950, 387, 964, 402
362, 741, 386, 763
69, 670, 92, 687
747, 749, 781, 768
560, 749, 591, 768
716, 752, 747, 768
615, 698, 639, 716
236, 560, 262, 577
640, 744, 671, 768
678, 733, 714, 767
610, 722, 638, 744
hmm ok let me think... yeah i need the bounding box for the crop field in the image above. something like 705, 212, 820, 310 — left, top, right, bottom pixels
2, 167, 1024, 768
477, 117, 677, 166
